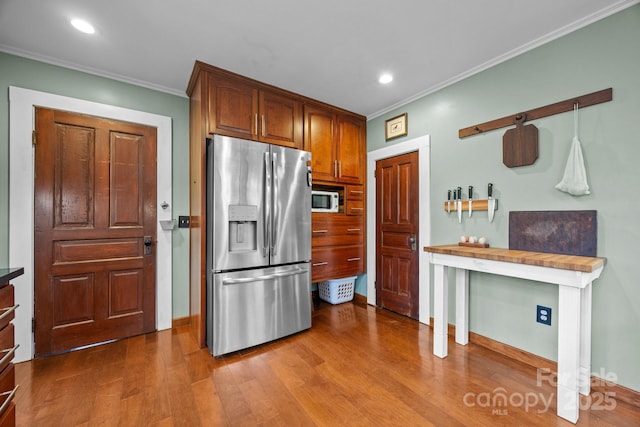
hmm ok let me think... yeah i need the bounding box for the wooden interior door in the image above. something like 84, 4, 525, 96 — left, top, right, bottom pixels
376, 151, 419, 318
34, 107, 157, 356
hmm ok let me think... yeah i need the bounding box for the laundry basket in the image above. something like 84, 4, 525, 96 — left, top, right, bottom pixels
318, 276, 356, 304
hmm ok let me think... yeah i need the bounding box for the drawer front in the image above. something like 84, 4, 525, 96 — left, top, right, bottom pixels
346, 199, 364, 216
346, 185, 364, 201
0, 324, 14, 375
0, 363, 15, 424
0, 287, 15, 332
312, 245, 364, 282
0, 402, 14, 427
0, 363, 14, 396
312, 214, 363, 247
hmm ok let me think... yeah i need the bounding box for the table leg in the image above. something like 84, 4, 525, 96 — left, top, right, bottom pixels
433, 264, 448, 358
557, 285, 581, 423
455, 268, 469, 345
579, 283, 592, 396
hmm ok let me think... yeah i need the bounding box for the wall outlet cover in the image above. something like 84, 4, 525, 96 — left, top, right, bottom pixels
178, 216, 190, 228
536, 305, 552, 326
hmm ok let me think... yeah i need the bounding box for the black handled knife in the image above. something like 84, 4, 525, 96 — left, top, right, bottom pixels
457, 187, 462, 223
488, 183, 495, 222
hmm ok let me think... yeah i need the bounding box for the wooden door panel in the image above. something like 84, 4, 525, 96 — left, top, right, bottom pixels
109, 269, 143, 316
398, 162, 412, 224
54, 124, 95, 227
381, 230, 411, 248
379, 165, 395, 224
53, 238, 141, 263
52, 274, 94, 327
35, 107, 157, 356
376, 151, 419, 318
110, 132, 144, 226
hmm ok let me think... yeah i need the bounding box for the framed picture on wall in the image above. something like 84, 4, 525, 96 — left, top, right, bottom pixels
385, 113, 408, 141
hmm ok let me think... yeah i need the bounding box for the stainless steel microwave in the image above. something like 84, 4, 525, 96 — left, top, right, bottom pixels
311, 190, 339, 212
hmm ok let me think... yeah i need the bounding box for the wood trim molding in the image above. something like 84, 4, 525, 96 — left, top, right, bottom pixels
353, 293, 367, 307
187, 61, 365, 120
172, 316, 190, 328
431, 318, 640, 409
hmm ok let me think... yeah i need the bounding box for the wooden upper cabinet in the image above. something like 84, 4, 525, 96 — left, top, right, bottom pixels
259, 90, 303, 148
304, 104, 337, 182
207, 76, 258, 139
337, 115, 365, 184
304, 104, 366, 185
207, 73, 302, 148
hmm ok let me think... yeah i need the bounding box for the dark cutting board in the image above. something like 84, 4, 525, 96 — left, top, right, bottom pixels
509, 210, 597, 257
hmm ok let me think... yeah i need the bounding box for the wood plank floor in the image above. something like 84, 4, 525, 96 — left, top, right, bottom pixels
14, 302, 640, 426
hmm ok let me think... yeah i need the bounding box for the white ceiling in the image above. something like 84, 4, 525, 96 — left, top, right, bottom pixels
0, 0, 636, 118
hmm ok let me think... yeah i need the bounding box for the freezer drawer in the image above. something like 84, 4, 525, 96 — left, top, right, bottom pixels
207, 263, 311, 356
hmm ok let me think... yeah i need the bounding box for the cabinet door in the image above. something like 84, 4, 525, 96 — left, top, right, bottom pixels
337, 115, 366, 184
259, 90, 303, 148
304, 105, 337, 182
208, 75, 258, 139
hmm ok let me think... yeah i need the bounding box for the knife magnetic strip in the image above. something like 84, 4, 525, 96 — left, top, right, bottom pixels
443, 199, 497, 212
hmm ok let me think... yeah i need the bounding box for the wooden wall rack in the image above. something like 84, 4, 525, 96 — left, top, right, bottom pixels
459, 88, 612, 139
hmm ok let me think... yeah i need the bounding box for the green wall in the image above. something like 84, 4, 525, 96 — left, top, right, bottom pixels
367, 5, 640, 391
0, 52, 191, 318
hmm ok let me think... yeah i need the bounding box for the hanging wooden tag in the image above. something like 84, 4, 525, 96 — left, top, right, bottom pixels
502, 114, 538, 167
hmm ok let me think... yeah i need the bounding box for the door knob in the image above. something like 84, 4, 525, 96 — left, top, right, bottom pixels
408, 234, 417, 252
144, 236, 153, 255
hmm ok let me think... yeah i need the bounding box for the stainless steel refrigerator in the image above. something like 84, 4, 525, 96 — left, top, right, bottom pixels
206, 134, 312, 356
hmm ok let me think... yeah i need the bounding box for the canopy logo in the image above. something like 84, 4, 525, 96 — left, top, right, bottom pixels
462, 368, 618, 416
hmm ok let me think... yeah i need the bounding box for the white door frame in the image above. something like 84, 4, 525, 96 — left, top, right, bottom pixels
9, 86, 173, 362
366, 135, 431, 324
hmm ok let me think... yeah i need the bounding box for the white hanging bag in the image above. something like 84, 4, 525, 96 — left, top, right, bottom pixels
555, 104, 591, 196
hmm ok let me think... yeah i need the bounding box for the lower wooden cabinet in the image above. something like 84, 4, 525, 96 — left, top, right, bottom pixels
312, 246, 364, 282
311, 213, 365, 283
0, 268, 21, 427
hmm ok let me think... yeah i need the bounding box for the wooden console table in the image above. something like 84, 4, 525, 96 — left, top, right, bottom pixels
423, 245, 605, 424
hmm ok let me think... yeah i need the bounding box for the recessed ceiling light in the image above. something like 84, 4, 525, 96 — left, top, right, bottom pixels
379, 74, 393, 84
71, 19, 95, 34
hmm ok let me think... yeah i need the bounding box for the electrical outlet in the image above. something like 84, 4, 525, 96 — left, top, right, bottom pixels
536, 305, 552, 325
178, 216, 190, 228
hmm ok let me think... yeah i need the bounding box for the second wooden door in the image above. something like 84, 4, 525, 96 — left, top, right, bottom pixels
376, 151, 419, 318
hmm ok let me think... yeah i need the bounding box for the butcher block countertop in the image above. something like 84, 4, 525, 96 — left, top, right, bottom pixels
423, 245, 605, 273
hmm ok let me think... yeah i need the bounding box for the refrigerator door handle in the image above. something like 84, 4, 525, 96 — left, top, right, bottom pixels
271, 152, 278, 256
221, 267, 309, 285
263, 152, 271, 257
